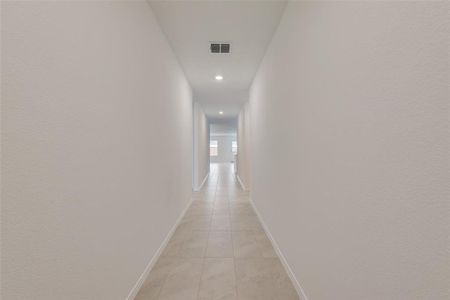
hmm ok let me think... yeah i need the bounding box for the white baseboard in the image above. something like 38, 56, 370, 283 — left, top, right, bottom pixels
236, 174, 248, 191
249, 199, 309, 300
126, 197, 193, 300
194, 172, 209, 191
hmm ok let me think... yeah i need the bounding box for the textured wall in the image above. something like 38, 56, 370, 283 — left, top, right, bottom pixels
249, 2, 449, 299
1, 1, 192, 299
193, 102, 210, 189
237, 101, 251, 190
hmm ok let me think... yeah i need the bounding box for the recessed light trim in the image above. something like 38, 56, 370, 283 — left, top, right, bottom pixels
215, 75, 223, 81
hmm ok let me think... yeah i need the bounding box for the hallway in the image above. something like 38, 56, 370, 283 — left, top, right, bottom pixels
136, 163, 299, 300
2, 1, 448, 300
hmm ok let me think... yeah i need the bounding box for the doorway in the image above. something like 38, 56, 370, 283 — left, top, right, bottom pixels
209, 120, 237, 173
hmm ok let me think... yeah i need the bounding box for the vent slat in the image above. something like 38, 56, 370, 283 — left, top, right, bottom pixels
210, 42, 231, 54
220, 44, 230, 53
210, 43, 220, 53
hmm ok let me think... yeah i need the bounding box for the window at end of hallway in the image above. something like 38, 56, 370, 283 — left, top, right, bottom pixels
210, 140, 218, 156
232, 141, 237, 155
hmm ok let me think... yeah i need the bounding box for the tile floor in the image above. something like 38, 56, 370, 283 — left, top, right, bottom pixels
135, 163, 299, 300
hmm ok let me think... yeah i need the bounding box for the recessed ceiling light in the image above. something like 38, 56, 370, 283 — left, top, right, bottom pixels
215, 75, 223, 81
219, 111, 224, 115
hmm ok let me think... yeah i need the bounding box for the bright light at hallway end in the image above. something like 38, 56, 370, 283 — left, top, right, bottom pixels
215, 75, 223, 81
219, 111, 224, 115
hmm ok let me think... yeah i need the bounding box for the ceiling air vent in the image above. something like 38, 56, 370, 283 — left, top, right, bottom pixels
220, 43, 230, 53
210, 42, 231, 54
210, 43, 220, 53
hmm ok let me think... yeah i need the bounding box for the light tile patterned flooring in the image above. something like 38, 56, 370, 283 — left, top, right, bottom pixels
135, 163, 299, 300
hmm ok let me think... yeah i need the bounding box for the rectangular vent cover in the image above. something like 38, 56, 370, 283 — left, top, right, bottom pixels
220, 44, 230, 53
210, 43, 231, 54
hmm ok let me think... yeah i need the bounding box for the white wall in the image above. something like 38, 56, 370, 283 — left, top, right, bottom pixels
249, 2, 449, 300
210, 121, 237, 164
193, 102, 209, 189
1, 2, 193, 299
210, 134, 236, 164
237, 101, 251, 190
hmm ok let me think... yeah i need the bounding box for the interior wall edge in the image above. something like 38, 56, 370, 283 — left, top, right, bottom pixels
125, 196, 194, 300
249, 198, 308, 300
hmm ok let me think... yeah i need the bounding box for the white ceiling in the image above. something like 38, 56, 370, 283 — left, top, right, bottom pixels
210, 119, 237, 136
149, 1, 286, 120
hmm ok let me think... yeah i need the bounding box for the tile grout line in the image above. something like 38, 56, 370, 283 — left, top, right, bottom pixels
154, 255, 177, 300
195, 169, 218, 300
230, 172, 240, 300
194, 175, 213, 300
138, 164, 258, 300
